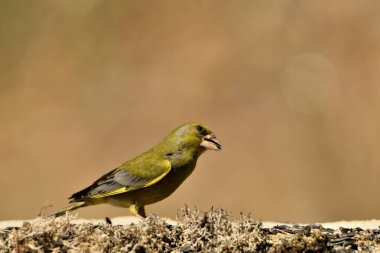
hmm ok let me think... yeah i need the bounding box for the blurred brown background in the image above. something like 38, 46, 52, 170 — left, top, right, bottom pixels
1, 1, 380, 223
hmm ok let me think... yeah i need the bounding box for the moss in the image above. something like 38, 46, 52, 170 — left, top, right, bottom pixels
1, 207, 380, 252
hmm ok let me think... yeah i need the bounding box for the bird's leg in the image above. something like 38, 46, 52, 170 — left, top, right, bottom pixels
128, 204, 146, 219
137, 206, 147, 218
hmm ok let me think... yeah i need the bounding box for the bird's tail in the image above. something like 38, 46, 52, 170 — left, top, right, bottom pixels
51, 202, 88, 217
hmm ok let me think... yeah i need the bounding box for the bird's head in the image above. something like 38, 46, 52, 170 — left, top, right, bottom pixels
153, 122, 221, 167
167, 122, 222, 153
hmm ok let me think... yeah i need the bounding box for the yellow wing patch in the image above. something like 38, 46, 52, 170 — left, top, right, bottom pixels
90, 187, 130, 199
144, 160, 171, 187
90, 160, 171, 199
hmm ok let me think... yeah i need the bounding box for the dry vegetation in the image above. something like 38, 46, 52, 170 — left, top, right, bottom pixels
1, 208, 380, 252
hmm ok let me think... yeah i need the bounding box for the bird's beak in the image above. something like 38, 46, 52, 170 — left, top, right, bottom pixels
200, 134, 222, 151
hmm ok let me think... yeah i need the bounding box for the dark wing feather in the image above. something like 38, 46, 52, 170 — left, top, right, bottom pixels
69, 160, 171, 202
69, 170, 153, 202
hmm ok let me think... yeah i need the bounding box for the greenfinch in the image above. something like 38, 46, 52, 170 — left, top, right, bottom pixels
53, 122, 221, 218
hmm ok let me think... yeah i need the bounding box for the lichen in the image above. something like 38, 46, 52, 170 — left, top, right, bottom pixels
1, 207, 380, 252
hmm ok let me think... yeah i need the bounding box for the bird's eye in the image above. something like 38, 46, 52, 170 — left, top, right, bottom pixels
196, 125, 207, 135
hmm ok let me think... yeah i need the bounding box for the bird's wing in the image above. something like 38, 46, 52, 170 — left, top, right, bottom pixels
69, 159, 171, 201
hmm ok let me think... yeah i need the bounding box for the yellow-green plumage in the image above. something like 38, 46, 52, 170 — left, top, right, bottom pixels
53, 122, 221, 217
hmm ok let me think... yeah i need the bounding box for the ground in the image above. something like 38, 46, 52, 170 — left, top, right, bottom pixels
1, 208, 380, 252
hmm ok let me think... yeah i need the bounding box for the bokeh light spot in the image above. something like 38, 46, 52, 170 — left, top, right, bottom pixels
281, 52, 339, 114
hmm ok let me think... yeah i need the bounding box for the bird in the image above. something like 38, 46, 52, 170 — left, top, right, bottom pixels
52, 122, 222, 218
